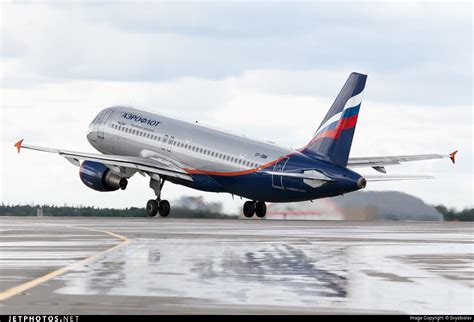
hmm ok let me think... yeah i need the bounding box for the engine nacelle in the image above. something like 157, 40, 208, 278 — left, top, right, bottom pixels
79, 161, 128, 192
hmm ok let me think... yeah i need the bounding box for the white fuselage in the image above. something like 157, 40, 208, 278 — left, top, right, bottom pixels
87, 106, 297, 175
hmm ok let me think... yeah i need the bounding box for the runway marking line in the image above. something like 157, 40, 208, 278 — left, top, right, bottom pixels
0, 223, 131, 301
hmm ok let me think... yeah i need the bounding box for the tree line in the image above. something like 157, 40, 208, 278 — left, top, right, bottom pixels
1, 203, 472, 221
434, 205, 474, 222
0, 204, 238, 219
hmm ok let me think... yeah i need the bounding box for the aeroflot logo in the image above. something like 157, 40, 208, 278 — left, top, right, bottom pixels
121, 112, 161, 127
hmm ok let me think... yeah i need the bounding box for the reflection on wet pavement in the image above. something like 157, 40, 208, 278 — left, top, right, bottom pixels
57, 237, 473, 314
58, 240, 349, 307
1, 218, 472, 314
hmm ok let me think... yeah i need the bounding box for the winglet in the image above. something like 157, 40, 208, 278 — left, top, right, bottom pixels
449, 150, 458, 164
14, 139, 24, 154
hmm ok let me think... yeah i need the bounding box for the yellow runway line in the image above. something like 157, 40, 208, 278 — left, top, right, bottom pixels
0, 224, 131, 301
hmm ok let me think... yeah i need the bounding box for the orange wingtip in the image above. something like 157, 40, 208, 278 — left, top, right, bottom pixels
449, 150, 458, 164
14, 139, 23, 154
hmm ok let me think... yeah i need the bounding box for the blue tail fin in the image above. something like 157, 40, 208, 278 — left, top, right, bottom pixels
302, 72, 367, 167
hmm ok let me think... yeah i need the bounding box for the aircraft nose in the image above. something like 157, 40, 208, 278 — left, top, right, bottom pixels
357, 177, 367, 189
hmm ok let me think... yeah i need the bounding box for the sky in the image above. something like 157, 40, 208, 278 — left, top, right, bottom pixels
1, 1, 472, 213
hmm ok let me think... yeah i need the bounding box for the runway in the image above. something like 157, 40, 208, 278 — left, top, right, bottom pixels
0, 217, 472, 314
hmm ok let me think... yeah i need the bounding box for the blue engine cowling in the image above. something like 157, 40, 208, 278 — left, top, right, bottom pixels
79, 161, 128, 192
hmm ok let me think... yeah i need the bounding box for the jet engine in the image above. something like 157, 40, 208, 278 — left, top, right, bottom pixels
79, 161, 128, 192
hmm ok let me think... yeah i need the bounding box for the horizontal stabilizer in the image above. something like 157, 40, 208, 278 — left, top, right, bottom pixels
348, 152, 457, 169
364, 175, 435, 182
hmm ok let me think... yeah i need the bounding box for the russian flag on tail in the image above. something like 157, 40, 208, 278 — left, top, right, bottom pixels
302, 72, 367, 167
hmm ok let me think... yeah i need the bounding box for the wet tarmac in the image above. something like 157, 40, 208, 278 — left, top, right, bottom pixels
0, 217, 472, 314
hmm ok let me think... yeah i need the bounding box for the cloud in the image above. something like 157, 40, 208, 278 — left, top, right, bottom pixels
1, 2, 472, 211
1, 2, 471, 105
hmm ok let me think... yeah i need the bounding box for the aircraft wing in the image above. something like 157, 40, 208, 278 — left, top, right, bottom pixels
14, 139, 193, 182
348, 150, 457, 173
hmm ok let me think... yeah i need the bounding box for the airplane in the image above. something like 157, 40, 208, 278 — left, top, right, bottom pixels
14, 72, 457, 218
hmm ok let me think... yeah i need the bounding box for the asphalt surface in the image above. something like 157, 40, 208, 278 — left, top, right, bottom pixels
0, 217, 472, 314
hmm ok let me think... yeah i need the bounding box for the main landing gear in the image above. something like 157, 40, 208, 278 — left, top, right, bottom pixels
146, 177, 171, 218
243, 201, 267, 218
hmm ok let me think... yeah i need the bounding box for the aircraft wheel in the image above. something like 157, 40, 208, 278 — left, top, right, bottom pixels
146, 199, 159, 217
158, 200, 171, 217
243, 201, 256, 218
255, 201, 267, 218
